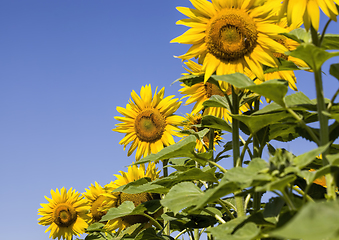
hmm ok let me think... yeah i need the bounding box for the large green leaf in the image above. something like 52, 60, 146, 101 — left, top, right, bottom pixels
161, 182, 203, 214
134, 228, 167, 240
280, 28, 312, 43
293, 143, 331, 169
270, 200, 339, 240
212, 74, 288, 106
264, 58, 304, 73
256, 175, 296, 192
207, 222, 260, 240
101, 201, 135, 222
203, 95, 230, 109
321, 33, 339, 50
330, 63, 339, 81
136, 136, 197, 165
288, 43, 339, 71
202, 115, 232, 132
173, 74, 204, 86
231, 111, 290, 133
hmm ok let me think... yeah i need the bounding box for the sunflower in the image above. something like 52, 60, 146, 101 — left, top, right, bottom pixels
82, 182, 111, 224
38, 187, 89, 240
263, 18, 309, 91
171, 0, 288, 82
100, 163, 160, 232
182, 113, 222, 152
278, 0, 339, 31
114, 84, 185, 160
179, 61, 250, 121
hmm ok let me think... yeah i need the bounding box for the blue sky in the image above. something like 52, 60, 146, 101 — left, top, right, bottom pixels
1, 1, 338, 239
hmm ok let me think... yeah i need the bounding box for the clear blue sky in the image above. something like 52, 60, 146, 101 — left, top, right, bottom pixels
1, 1, 338, 239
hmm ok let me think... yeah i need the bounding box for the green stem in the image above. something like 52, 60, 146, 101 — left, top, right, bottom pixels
281, 188, 296, 211
313, 67, 336, 199
217, 199, 235, 219
319, 19, 332, 46
162, 159, 170, 235
202, 208, 226, 224
174, 229, 187, 240
286, 108, 320, 145
252, 99, 261, 212
194, 229, 200, 240
291, 185, 314, 203
142, 213, 163, 230
239, 134, 253, 165
207, 160, 227, 173
231, 87, 245, 217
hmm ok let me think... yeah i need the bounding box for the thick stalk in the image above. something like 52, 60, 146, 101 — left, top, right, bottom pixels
252, 99, 261, 211
311, 26, 336, 200
162, 160, 171, 235
232, 87, 245, 217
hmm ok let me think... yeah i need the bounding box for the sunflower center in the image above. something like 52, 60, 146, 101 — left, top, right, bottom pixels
91, 195, 107, 222
206, 8, 258, 62
117, 192, 160, 226
134, 109, 166, 142
53, 204, 77, 227
204, 82, 224, 98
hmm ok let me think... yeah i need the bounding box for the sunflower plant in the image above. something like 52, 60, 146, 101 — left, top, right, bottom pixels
38, 0, 339, 239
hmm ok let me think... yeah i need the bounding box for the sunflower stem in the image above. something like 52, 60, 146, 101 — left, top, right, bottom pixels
162, 159, 171, 235
319, 19, 332, 46
141, 213, 163, 230
252, 98, 262, 212
231, 87, 245, 217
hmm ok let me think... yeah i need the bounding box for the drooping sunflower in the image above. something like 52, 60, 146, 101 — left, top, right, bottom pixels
171, 0, 288, 82
38, 187, 89, 240
114, 84, 185, 160
278, 0, 339, 31
182, 113, 222, 152
179, 61, 250, 121
82, 182, 111, 224
100, 163, 160, 232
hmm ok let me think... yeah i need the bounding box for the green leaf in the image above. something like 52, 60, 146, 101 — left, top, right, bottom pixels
161, 182, 203, 214
330, 63, 339, 81
293, 143, 331, 169
202, 115, 232, 132
101, 201, 135, 222
132, 199, 162, 215
264, 58, 304, 74
280, 28, 312, 43
173, 74, 204, 86
135, 136, 197, 165
270, 200, 339, 240
288, 43, 339, 71
321, 33, 339, 50
134, 228, 165, 240
231, 111, 290, 133
208, 222, 260, 240
256, 175, 296, 192
203, 95, 230, 109
211, 73, 255, 89
263, 197, 285, 218
86, 222, 105, 232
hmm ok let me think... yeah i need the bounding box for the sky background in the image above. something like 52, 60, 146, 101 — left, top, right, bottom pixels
1, 1, 339, 239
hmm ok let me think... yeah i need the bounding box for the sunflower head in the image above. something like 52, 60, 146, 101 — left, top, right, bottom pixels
182, 113, 222, 152
114, 84, 185, 160
83, 182, 111, 223
172, 0, 288, 81
38, 187, 90, 240
100, 163, 161, 232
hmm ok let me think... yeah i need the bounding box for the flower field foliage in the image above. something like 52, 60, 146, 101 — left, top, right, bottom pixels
38, 0, 339, 239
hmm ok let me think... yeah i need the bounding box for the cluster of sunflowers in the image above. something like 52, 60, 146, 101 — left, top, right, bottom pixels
38, 0, 339, 239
